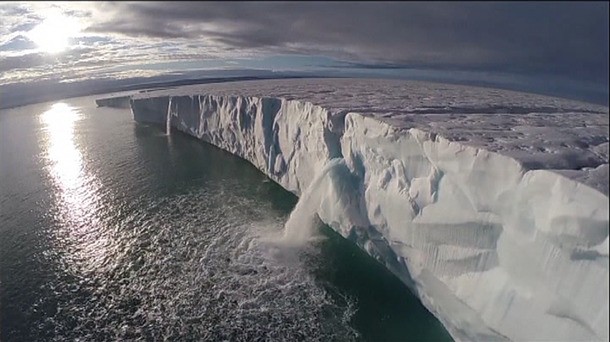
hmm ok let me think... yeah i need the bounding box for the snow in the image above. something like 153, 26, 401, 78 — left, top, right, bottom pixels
118, 78, 608, 341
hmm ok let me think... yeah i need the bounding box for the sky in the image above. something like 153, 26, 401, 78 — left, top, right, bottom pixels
1, 1, 608, 107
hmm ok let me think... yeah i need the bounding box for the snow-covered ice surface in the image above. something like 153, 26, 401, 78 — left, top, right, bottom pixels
121, 78, 609, 341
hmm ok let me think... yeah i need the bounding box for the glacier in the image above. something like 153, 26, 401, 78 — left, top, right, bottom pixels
114, 78, 608, 341
95, 94, 132, 108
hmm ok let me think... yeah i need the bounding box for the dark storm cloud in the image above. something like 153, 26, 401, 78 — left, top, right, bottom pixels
87, 2, 609, 84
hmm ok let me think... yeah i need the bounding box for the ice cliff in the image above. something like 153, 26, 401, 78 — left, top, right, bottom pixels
95, 95, 132, 108
122, 78, 609, 341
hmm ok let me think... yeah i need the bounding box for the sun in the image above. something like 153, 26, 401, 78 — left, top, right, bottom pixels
27, 12, 81, 54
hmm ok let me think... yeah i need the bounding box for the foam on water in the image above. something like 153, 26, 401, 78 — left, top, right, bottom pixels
31, 186, 358, 341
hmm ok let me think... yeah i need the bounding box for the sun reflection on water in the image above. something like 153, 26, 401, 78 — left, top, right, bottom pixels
42, 103, 83, 186
40, 102, 109, 275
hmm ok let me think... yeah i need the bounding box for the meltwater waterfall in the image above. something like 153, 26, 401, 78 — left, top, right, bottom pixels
282, 159, 343, 244
166, 97, 173, 136
282, 158, 365, 246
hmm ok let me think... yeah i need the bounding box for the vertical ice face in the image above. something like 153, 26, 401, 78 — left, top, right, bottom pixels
127, 81, 609, 342
162, 94, 341, 196
340, 113, 609, 341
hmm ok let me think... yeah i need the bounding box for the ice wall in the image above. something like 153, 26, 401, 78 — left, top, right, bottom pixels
95, 95, 132, 108
132, 95, 344, 195
130, 91, 609, 342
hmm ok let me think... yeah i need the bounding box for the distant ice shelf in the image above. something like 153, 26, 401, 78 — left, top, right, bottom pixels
102, 78, 609, 342
95, 95, 132, 108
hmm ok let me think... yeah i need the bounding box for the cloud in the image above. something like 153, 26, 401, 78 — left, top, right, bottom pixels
0, 1, 607, 93
81, 2, 608, 84
0, 35, 38, 51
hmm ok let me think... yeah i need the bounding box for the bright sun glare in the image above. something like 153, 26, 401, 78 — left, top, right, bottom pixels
27, 12, 81, 54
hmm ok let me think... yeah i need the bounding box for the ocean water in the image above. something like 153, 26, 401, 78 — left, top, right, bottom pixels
0, 95, 452, 341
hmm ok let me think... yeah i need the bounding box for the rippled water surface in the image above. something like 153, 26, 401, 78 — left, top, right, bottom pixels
0, 95, 452, 341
